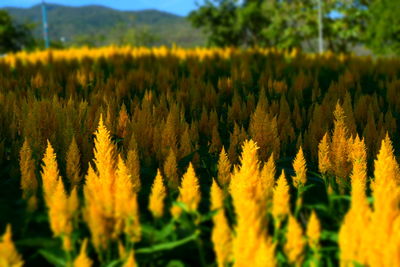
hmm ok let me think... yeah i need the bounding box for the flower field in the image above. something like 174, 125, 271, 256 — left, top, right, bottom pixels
0, 47, 400, 266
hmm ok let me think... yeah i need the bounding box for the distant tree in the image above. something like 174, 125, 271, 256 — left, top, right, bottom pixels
189, 0, 373, 53
366, 0, 400, 55
188, 0, 242, 47
0, 10, 35, 53
323, 0, 371, 53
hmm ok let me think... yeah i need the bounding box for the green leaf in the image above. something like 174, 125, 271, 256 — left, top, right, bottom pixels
16, 237, 58, 248
135, 232, 199, 254
166, 260, 186, 267
199, 209, 218, 223
303, 203, 329, 212
173, 201, 189, 213
329, 195, 351, 201
103, 259, 123, 267
321, 230, 338, 242
38, 249, 66, 267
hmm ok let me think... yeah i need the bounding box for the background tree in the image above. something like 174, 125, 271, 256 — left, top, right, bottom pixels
189, 0, 374, 53
366, 0, 400, 55
189, 0, 242, 46
0, 10, 35, 54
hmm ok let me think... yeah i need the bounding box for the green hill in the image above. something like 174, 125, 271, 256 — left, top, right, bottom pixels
4, 4, 206, 47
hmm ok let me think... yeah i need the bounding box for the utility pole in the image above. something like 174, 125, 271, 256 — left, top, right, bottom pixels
317, 0, 323, 54
41, 0, 50, 49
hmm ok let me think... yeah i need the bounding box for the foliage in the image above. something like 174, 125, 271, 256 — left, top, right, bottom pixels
366, 0, 400, 55
0, 10, 35, 54
189, 0, 397, 54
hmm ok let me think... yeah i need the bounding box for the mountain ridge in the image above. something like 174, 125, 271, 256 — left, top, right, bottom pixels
3, 3, 205, 47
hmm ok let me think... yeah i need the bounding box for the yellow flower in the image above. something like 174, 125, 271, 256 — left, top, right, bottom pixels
171, 163, 201, 217
217, 147, 232, 187
66, 136, 81, 187
148, 169, 167, 218
318, 133, 331, 174
115, 155, 141, 243
285, 215, 305, 265
210, 179, 232, 267
259, 153, 276, 203
123, 251, 137, 267
306, 211, 321, 251
41, 140, 61, 206
272, 170, 290, 221
0, 225, 24, 267
19, 138, 38, 212
73, 239, 92, 267
293, 146, 307, 187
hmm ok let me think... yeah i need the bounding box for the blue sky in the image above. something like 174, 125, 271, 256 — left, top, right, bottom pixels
0, 0, 203, 16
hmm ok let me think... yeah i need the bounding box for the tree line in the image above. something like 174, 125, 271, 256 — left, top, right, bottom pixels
189, 0, 400, 55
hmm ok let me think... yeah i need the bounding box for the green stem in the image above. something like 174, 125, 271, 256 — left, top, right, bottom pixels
195, 235, 207, 267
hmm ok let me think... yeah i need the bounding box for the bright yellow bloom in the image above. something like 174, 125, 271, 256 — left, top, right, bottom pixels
285, 215, 305, 265
41, 140, 62, 205
83, 164, 111, 251
272, 170, 290, 221
148, 169, 167, 218
338, 135, 371, 267
366, 134, 400, 267
41, 141, 77, 251
230, 140, 276, 267
230, 140, 261, 214
293, 146, 307, 187
318, 133, 331, 174
331, 102, 351, 185
253, 234, 276, 267
84, 116, 141, 250
210, 179, 232, 267
115, 155, 141, 242
0, 225, 24, 267
259, 153, 276, 203
171, 163, 201, 217
306, 211, 321, 251
123, 251, 137, 267
74, 239, 92, 267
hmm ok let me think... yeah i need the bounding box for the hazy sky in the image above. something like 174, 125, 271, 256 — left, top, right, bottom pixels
0, 0, 203, 16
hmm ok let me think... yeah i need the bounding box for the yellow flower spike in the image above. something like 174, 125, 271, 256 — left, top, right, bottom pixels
293, 146, 307, 188
73, 239, 92, 267
148, 169, 167, 219
306, 211, 321, 251
318, 133, 331, 175
210, 179, 232, 267
285, 215, 305, 265
83, 163, 110, 251
272, 170, 290, 222
19, 138, 38, 212
48, 179, 76, 251
259, 153, 276, 202
217, 147, 232, 187
123, 251, 137, 267
115, 155, 141, 243
0, 224, 24, 267
41, 140, 62, 206
171, 163, 201, 217
66, 136, 81, 188
93, 114, 116, 183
